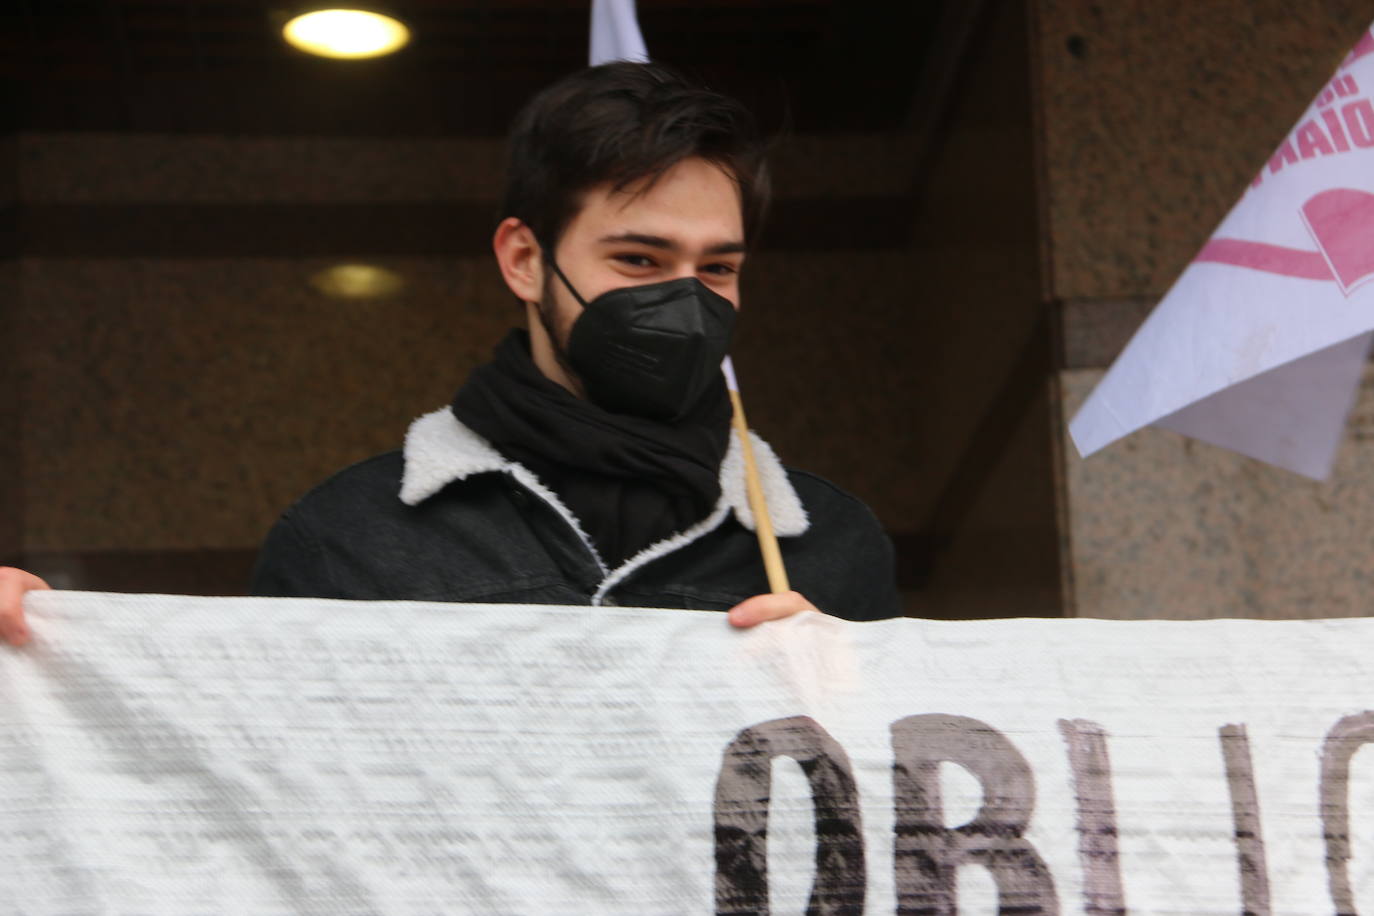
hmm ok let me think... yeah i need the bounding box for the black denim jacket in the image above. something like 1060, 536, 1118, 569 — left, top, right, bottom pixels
251, 409, 901, 621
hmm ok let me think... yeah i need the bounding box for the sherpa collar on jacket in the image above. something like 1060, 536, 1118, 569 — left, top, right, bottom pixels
398, 407, 810, 538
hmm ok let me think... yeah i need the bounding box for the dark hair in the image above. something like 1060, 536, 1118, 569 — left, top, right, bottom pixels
500, 61, 771, 255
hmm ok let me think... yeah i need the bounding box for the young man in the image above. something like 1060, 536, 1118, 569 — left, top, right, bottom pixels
0, 62, 900, 645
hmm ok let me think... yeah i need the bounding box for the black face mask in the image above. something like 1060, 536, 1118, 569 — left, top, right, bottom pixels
544, 260, 737, 422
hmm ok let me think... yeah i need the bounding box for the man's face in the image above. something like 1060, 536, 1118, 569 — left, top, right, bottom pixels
538, 156, 746, 350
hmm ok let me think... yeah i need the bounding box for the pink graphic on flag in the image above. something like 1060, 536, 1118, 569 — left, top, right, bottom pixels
1192, 188, 1374, 296
1193, 237, 1331, 281
1302, 188, 1374, 294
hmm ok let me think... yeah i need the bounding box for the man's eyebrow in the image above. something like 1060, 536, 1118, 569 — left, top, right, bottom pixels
598, 232, 677, 250
597, 233, 747, 256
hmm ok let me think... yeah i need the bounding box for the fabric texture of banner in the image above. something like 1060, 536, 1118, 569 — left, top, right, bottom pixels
5, 591, 1374, 913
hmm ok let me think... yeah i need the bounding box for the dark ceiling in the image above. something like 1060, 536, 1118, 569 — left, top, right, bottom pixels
6, 0, 969, 136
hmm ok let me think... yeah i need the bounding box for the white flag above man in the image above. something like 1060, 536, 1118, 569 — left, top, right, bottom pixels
1070, 22, 1374, 479
590, 0, 648, 65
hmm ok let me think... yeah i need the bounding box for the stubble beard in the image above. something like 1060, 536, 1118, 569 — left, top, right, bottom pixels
535, 273, 586, 397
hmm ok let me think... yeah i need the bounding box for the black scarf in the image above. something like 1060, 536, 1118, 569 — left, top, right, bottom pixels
452, 331, 732, 567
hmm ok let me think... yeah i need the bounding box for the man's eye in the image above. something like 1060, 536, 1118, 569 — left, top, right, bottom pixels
701, 263, 738, 276
615, 254, 656, 268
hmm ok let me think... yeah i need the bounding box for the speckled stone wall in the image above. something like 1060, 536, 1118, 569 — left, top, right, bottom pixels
1061, 368, 1374, 618
19, 256, 513, 550
1036, 0, 1374, 618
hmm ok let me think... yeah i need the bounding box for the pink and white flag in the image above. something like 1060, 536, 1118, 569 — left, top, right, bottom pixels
1071, 22, 1374, 479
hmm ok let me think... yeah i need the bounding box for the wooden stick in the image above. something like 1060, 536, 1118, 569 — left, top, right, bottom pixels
726, 378, 791, 595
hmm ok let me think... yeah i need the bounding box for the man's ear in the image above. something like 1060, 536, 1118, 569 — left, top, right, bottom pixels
492, 217, 545, 304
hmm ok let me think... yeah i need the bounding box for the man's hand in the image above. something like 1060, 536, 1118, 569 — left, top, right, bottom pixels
0, 568, 50, 647
727, 590, 820, 628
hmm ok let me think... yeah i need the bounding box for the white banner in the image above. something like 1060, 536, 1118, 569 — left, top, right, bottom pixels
6, 592, 1374, 913
1071, 22, 1374, 479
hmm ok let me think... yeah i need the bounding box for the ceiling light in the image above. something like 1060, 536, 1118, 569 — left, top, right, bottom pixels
309, 264, 406, 299
283, 9, 410, 60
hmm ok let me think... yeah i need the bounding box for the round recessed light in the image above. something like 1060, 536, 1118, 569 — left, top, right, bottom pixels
309, 263, 406, 299
283, 9, 410, 60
